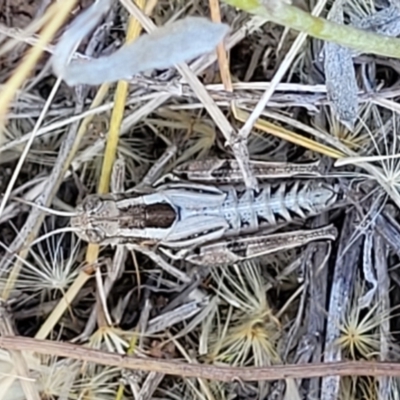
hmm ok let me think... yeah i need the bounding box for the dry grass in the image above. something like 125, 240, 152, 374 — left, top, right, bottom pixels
1, 0, 400, 399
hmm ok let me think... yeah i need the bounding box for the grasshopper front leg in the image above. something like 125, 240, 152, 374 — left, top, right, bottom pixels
161, 225, 338, 266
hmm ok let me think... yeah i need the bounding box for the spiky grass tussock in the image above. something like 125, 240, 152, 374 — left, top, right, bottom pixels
358, 376, 379, 400
3, 1, 400, 399
335, 109, 400, 211
194, 260, 292, 399
338, 376, 400, 400
324, 104, 373, 153
336, 279, 400, 400
37, 357, 80, 400
69, 365, 121, 400
335, 281, 396, 360
0, 353, 120, 400
88, 326, 137, 355
369, 115, 400, 201
205, 261, 282, 367
0, 349, 41, 400
247, 130, 282, 160
337, 301, 383, 361
0, 218, 81, 302
339, 376, 375, 400
146, 109, 217, 166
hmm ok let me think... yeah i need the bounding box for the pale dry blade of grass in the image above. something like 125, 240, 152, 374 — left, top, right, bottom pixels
297, 230, 331, 397
324, 0, 359, 129
0, 80, 84, 302
358, 228, 377, 309
335, 154, 400, 167
0, 77, 62, 227
375, 234, 391, 399
0, 10, 54, 57
372, 97, 400, 115
146, 300, 207, 335
137, 371, 165, 400
0, 107, 111, 155
321, 211, 363, 400
284, 379, 302, 400
0, 81, 327, 155
0, 0, 78, 120
209, 0, 233, 92
233, 107, 345, 159
234, 0, 329, 141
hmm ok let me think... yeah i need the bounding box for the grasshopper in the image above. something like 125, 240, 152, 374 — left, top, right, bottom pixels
71, 158, 348, 267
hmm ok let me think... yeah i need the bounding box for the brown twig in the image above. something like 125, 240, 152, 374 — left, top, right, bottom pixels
1, 336, 400, 382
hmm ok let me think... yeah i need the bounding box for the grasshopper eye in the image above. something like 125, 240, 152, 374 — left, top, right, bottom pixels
82, 195, 102, 213
85, 228, 104, 243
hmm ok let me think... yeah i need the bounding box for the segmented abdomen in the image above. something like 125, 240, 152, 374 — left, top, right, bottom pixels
219, 180, 340, 234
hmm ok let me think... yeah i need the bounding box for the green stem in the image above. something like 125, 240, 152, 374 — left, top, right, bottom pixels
223, 0, 400, 59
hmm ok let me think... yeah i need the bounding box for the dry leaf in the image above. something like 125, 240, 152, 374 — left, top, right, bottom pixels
51, 0, 230, 86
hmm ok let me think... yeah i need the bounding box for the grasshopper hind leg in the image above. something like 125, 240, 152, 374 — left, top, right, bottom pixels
174, 225, 338, 267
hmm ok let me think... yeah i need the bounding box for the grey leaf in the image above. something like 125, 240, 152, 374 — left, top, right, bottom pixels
51, 0, 230, 86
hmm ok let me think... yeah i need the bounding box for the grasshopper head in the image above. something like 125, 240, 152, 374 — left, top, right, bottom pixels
71, 194, 120, 245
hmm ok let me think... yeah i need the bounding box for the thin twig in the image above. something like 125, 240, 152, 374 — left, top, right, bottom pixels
2, 336, 400, 381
